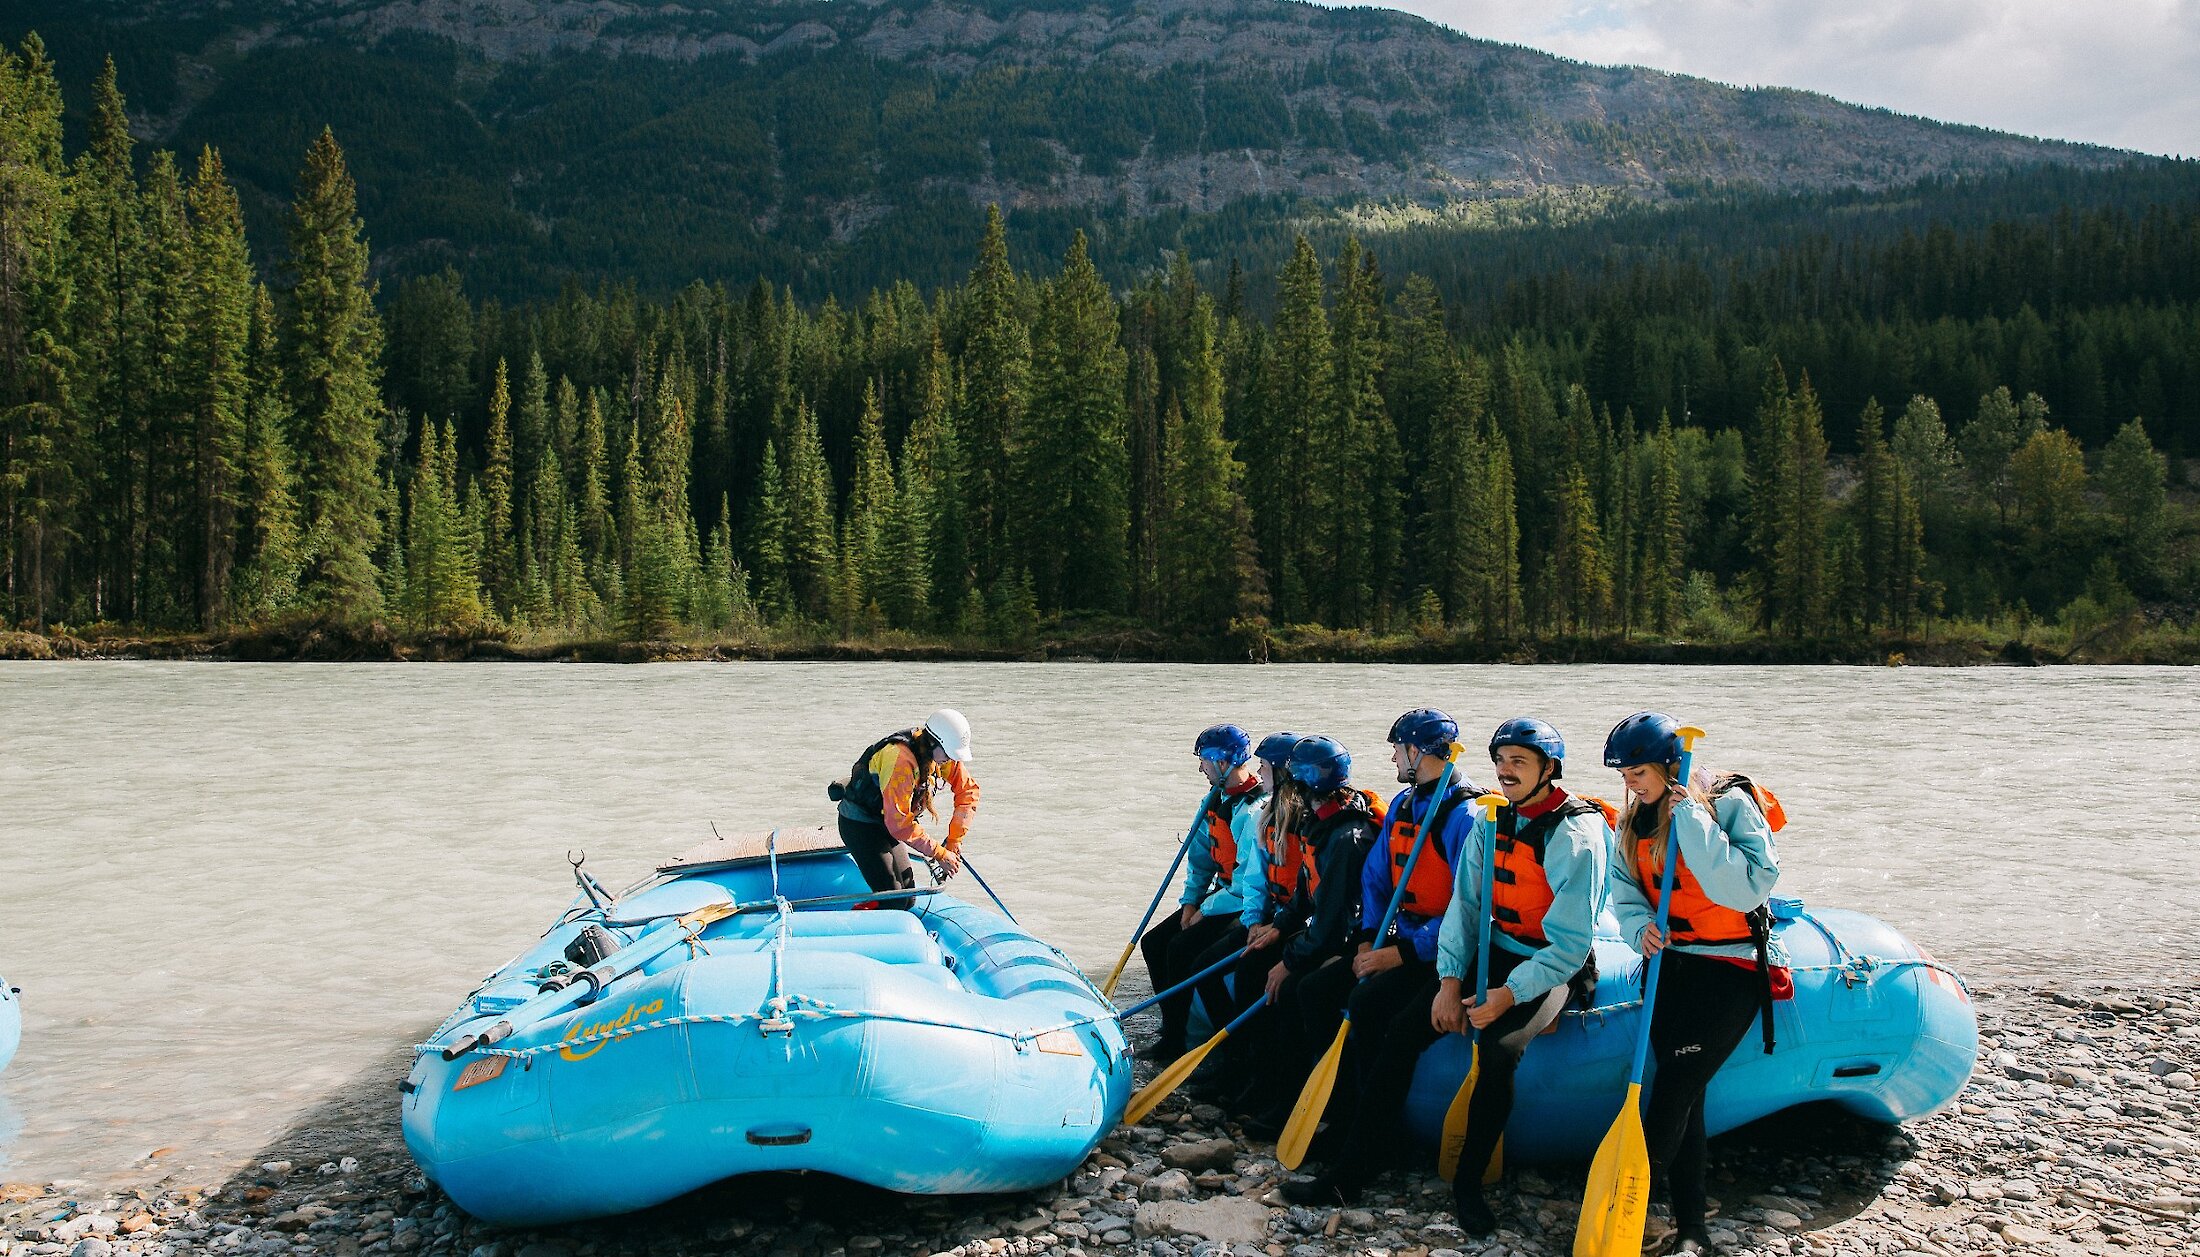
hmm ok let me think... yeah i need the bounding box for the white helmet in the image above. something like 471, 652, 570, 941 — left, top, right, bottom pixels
924, 708, 973, 762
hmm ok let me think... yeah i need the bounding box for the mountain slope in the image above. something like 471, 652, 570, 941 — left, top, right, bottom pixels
21, 0, 2133, 296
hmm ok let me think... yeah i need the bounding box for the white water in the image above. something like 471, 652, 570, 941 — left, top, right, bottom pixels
1, 661, 2194, 1185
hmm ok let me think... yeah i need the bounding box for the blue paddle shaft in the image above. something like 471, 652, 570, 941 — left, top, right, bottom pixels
1375, 760, 1454, 946
1117, 944, 1251, 1017
1223, 990, 1270, 1033
1626, 742, 1698, 1086
1127, 797, 1210, 948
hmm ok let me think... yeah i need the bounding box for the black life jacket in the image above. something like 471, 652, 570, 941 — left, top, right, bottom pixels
840, 729, 930, 822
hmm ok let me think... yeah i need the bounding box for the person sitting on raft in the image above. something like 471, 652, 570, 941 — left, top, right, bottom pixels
1280, 707, 1481, 1203
1603, 711, 1788, 1257
1138, 723, 1269, 1065
1433, 717, 1611, 1237
1188, 731, 1301, 1105
833, 709, 979, 905
1235, 735, 1384, 1131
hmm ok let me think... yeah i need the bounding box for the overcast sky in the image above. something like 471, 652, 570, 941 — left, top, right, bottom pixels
1352, 0, 2198, 157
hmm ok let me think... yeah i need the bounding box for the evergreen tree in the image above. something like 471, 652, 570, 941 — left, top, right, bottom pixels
1255, 236, 1334, 621
1551, 465, 1610, 634
1020, 231, 1130, 612
136, 149, 194, 623
0, 36, 76, 627
1323, 238, 1402, 627
479, 357, 515, 614
1853, 398, 1895, 630
1465, 418, 1522, 640
1160, 293, 1267, 633
232, 285, 303, 620
743, 437, 792, 619
574, 387, 612, 580
182, 147, 253, 627
1643, 410, 1684, 634
904, 329, 967, 623
846, 379, 896, 611
1960, 387, 2047, 526
959, 204, 1028, 587
403, 419, 481, 629
2099, 418, 2168, 589
783, 401, 838, 618
1748, 367, 1794, 633
66, 56, 144, 621
1774, 373, 1831, 636
280, 128, 384, 618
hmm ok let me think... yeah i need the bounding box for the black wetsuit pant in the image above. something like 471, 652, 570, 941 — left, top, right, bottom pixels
1645, 951, 1764, 1237
1247, 953, 1354, 1107
838, 814, 918, 909
1194, 928, 1291, 1079
1451, 946, 1583, 1195
1311, 957, 1444, 1176
1138, 909, 1243, 1053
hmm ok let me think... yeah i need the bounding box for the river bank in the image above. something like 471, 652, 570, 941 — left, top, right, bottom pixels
5, 978, 2195, 1257
3, 621, 2194, 666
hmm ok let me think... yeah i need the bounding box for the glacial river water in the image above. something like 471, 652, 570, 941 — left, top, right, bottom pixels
0, 661, 2194, 1186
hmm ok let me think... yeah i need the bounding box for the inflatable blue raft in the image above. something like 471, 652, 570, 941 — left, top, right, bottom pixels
1392, 899, 1976, 1160
0, 974, 18, 1075
403, 829, 1130, 1226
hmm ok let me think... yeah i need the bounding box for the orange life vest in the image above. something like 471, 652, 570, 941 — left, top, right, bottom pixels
1491, 793, 1606, 946
1386, 786, 1469, 919
1262, 802, 1313, 908
1196, 788, 1249, 884
1632, 775, 1782, 946
1711, 772, 1787, 832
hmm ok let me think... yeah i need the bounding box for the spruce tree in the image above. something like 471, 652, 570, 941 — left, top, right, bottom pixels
574, 387, 612, 581
846, 379, 896, 611
0, 36, 77, 627
743, 437, 792, 619
403, 419, 481, 629
233, 285, 303, 620
182, 147, 253, 627
1748, 367, 1794, 633
1552, 465, 1610, 634
1020, 231, 1130, 613
2099, 418, 2167, 588
138, 149, 195, 623
905, 329, 967, 624
1469, 419, 1523, 640
1257, 236, 1334, 621
1324, 238, 1401, 627
479, 357, 516, 615
1644, 410, 1684, 634
1160, 293, 1267, 633
1853, 399, 1894, 630
1773, 373, 1831, 637
281, 127, 385, 618
960, 204, 1028, 587
783, 401, 838, 619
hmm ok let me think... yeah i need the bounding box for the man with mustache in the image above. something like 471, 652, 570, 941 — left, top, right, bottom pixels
1431, 717, 1612, 1236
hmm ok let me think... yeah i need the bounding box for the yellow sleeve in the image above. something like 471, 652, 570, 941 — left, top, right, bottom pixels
876, 745, 938, 857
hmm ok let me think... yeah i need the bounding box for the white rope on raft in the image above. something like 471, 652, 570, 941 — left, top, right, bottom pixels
412, 992, 1113, 1063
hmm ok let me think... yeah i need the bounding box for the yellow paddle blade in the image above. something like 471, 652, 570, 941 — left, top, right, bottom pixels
1574, 1082, 1651, 1257
1099, 940, 1137, 999
1486, 1135, 1504, 1185
1436, 1042, 1480, 1180
1122, 1027, 1228, 1126
1277, 1020, 1349, 1168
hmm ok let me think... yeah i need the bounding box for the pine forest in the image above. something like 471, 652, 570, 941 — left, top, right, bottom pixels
4, 40, 2197, 663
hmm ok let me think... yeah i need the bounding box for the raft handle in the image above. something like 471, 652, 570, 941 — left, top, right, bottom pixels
397, 1079, 418, 1095
745, 1125, 812, 1147
1831, 1062, 1884, 1078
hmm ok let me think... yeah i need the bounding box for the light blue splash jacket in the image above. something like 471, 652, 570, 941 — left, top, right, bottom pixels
1608, 784, 1789, 966
1437, 789, 1610, 1004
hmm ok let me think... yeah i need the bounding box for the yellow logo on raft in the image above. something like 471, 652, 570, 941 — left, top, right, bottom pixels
558, 998, 666, 1061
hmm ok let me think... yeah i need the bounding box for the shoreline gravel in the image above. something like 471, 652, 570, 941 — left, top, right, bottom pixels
5, 980, 2196, 1257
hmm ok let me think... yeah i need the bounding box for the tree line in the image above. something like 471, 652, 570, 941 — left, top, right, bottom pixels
2, 40, 2187, 650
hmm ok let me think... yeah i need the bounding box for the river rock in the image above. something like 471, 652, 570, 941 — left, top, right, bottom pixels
1131, 1199, 1270, 1246
1161, 1140, 1237, 1174
1139, 1171, 1195, 1202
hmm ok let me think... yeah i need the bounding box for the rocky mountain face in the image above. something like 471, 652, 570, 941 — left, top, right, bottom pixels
24, 0, 2130, 292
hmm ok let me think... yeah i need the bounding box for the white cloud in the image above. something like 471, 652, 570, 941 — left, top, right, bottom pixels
1345, 0, 2200, 156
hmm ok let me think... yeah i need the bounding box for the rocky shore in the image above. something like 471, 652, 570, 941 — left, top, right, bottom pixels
5, 980, 2196, 1257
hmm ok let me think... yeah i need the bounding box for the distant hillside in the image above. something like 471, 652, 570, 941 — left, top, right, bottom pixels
19, 0, 2133, 296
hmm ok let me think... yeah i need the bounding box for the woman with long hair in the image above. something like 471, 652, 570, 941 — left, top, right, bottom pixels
1603, 711, 1787, 1255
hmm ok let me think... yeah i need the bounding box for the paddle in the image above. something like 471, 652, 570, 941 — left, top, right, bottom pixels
1276, 748, 1460, 1168
1116, 944, 1250, 1019
1101, 797, 1210, 998
442, 897, 740, 1060
1574, 726, 1705, 1257
1438, 792, 1510, 1182
1121, 992, 1270, 1125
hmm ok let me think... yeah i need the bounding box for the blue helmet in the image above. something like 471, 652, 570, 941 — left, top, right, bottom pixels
1604, 711, 1682, 769
1388, 707, 1459, 756
1286, 735, 1352, 794
1194, 723, 1253, 768
1489, 717, 1566, 777
1254, 731, 1303, 768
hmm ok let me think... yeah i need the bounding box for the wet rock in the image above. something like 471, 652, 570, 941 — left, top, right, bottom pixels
68, 1241, 112, 1257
